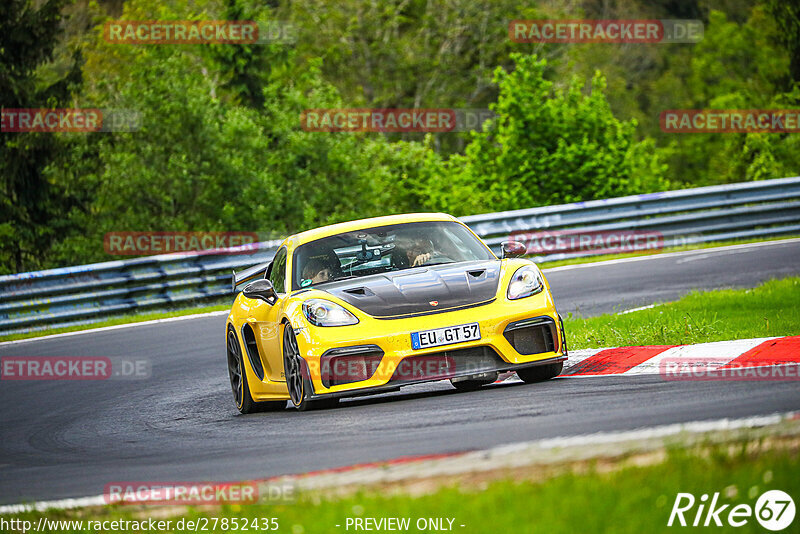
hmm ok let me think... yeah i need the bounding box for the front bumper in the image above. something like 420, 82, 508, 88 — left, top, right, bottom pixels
306, 355, 566, 401
293, 291, 566, 399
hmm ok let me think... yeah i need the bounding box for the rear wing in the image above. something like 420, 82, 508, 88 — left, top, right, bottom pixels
231, 262, 270, 293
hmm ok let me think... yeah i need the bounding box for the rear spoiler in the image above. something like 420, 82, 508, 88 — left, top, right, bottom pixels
231, 262, 270, 293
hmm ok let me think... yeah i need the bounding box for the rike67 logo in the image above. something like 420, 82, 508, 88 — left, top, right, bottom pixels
668, 490, 795, 530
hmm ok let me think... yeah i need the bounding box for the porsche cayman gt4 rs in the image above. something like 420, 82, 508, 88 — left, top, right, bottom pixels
226, 213, 567, 412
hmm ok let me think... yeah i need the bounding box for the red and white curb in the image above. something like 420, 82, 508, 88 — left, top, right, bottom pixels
558, 335, 800, 378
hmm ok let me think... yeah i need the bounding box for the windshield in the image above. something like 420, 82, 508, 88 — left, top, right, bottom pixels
291, 221, 495, 290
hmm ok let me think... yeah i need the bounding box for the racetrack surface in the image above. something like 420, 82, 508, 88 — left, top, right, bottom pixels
1, 240, 799, 504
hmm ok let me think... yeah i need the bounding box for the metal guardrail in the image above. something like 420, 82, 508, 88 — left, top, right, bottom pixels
2, 176, 800, 336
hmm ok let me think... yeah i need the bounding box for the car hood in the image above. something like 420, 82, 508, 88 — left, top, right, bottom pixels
321, 260, 501, 318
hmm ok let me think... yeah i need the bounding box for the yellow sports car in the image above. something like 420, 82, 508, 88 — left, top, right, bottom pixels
226, 213, 567, 412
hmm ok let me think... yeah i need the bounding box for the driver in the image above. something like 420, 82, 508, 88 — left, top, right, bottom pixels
395, 236, 434, 268
301, 257, 333, 285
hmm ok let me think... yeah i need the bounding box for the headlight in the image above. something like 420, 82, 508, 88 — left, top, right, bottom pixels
302, 299, 359, 327
507, 265, 544, 300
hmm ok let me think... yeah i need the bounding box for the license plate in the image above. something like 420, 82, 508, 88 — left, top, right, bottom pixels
411, 322, 481, 350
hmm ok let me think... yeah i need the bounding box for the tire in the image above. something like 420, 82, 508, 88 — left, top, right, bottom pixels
227, 326, 285, 414
516, 361, 564, 384
283, 324, 339, 412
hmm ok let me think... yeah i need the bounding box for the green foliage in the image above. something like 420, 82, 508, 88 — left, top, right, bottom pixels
427, 54, 668, 215
4, 0, 800, 274
645, 8, 798, 186
47, 0, 440, 265
0, 0, 82, 273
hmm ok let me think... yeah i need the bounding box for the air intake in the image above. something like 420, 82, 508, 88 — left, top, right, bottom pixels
241, 324, 265, 380
320, 345, 384, 388
503, 317, 557, 355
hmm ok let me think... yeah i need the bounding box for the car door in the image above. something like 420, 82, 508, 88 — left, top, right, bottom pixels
248, 246, 289, 383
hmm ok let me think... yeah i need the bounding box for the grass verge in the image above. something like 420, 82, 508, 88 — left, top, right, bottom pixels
565, 277, 800, 349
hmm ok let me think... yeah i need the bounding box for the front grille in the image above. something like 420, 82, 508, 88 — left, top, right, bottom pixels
503, 317, 557, 355
388, 346, 507, 384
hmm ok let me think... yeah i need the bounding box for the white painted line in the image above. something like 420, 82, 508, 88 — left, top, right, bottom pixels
617, 303, 657, 315
0, 310, 230, 347
0, 495, 107, 515
674, 246, 779, 264
542, 237, 800, 273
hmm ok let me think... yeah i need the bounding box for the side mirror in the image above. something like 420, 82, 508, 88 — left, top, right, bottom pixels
500, 241, 527, 259
243, 279, 277, 305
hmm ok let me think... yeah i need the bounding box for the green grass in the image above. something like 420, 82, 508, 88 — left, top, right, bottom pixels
5, 439, 798, 533
538, 234, 798, 269
566, 277, 800, 349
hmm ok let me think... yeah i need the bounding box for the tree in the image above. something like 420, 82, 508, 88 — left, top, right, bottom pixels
48, 0, 442, 265
429, 54, 668, 216
766, 0, 800, 85
0, 0, 81, 273
648, 8, 797, 185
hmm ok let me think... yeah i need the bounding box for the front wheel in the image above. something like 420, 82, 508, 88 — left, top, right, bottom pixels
516, 361, 563, 384
283, 324, 338, 411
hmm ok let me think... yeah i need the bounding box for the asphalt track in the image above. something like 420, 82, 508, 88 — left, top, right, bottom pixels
1, 240, 799, 504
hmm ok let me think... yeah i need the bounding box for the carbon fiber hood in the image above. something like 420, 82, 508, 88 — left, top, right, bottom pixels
323, 260, 501, 318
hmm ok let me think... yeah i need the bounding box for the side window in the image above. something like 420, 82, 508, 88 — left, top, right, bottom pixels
268, 247, 288, 294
